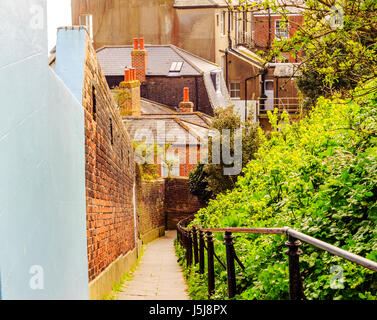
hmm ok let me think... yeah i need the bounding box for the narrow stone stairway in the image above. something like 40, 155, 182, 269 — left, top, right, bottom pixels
116, 230, 190, 300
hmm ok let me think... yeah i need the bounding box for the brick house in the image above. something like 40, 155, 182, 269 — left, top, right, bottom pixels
116, 67, 212, 178
71, 0, 304, 130
96, 39, 231, 117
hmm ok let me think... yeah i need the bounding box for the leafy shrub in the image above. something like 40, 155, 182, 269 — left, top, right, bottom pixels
189, 80, 377, 300
189, 106, 262, 200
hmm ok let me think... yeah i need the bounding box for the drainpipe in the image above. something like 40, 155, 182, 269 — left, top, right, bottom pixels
195, 77, 199, 111
275, 76, 279, 111
244, 75, 254, 122
268, 8, 271, 49
228, 8, 232, 49
133, 182, 139, 258
226, 9, 232, 91
225, 50, 229, 89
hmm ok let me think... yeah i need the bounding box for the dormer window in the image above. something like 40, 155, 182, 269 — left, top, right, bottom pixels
79, 14, 93, 41
169, 61, 183, 72
210, 70, 222, 94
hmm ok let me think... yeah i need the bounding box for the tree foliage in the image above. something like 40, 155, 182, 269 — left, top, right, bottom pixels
189, 79, 377, 300
229, 0, 377, 108
189, 106, 262, 200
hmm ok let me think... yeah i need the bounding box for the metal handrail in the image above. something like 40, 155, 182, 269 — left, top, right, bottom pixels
176, 221, 377, 300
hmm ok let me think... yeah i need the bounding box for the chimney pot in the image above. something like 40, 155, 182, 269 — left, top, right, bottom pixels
139, 38, 145, 50
133, 38, 139, 50
132, 68, 136, 81
124, 68, 130, 82
183, 87, 189, 103
179, 87, 194, 113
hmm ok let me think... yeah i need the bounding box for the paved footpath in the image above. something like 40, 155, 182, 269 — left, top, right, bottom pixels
116, 230, 190, 300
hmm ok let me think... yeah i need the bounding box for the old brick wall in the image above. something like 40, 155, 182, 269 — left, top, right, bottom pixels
82, 33, 136, 282
105, 76, 213, 116
136, 179, 165, 239
164, 177, 203, 229
253, 15, 303, 62
141, 76, 213, 116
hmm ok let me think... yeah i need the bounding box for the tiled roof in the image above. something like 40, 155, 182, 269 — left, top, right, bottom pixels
123, 117, 209, 146
141, 98, 177, 114
96, 45, 205, 77
123, 97, 212, 146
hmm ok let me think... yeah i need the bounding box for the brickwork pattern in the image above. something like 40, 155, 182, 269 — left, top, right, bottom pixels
136, 179, 165, 237
131, 50, 148, 83
82, 33, 136, 282
164, 177, 203, 229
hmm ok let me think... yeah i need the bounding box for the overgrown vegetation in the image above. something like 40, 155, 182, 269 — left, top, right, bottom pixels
186, 79, 377, 300
189, 107, 261, 203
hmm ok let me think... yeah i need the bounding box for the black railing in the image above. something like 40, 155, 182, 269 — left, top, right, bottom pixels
176, 218, 377, 300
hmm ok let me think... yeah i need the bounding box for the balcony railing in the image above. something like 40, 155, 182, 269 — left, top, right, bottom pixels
236, 31, 253, 46
258, 97, 300, 116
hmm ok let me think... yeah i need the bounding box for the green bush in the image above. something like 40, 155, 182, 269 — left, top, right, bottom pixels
189, 80, 377, 300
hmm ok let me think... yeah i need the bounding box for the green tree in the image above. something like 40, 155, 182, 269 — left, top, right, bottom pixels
189, 106, 262, 198
229, 0, 377, 109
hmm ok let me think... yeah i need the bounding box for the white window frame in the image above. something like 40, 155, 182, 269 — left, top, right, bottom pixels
220, 11, 226, 36
230, 82, 241, 99
275, 20, 289, 40
161, 152, 180, 177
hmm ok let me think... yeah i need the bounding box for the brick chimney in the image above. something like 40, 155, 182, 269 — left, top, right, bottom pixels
131, 38, 148, 82
178, 87, 194, 113
118, 67, 141, 117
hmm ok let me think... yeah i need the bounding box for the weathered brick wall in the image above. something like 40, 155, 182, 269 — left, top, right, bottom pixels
142, 76, 212, 116
105, 76, 213, 116
136, 179, 165, 238
164, 177, 203, 229
82, 34, 136, 282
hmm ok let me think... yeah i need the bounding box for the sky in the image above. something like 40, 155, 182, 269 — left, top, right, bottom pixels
47, 0, 72, 53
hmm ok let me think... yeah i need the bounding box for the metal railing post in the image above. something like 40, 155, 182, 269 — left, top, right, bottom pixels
192, 227, 199, 265
206, 231, 215, 297
285, 235, 305, 300
199, 230, 205, 274
224, 231, 237, 298
187, 231, 193, 267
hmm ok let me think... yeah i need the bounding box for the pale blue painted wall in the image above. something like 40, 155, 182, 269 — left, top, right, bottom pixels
0, 0, 89, 299
55, 27, 87, 103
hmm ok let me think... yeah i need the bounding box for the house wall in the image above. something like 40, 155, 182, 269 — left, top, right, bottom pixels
164, 177, 203, 230
105, 75, 213, 116
135, 179, 166, 244
71, 0, 227, 64
55, 27, 138, 300
227, 54, 261, 101
142, 76, 213, 116
173, 8, 217, 63
253, 14, 303, 61
71, 0, 176, 50
82, 31, 137, 292
0, 0, 88, 299
156, 144, 200, 178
